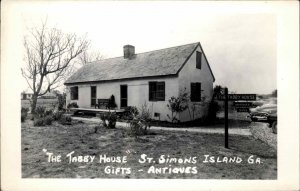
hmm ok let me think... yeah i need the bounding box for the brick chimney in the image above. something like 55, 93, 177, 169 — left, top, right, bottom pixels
123, 45, 135, 59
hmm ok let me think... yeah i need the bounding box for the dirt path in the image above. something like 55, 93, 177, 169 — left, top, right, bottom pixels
72, 117, 252, 136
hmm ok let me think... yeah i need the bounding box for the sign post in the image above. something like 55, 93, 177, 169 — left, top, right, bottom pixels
224, 88, 229, 148
216, 91, 256, 149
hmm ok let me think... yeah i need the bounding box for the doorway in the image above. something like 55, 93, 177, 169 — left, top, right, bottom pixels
120, 85, 127, 108
91, 86, 96, 107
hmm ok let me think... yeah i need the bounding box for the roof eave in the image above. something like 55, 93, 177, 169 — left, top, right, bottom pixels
199, 42, 215, 82
64, 73, 178, 85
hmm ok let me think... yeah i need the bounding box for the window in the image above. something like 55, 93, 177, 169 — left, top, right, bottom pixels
91, 86, 96, 106
70, 86, 78, 100
196, 51, 202, 69
149, 81, 165, 101
191, 82, 202, 102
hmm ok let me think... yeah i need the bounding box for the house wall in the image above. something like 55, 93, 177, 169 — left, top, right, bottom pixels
66, 76, 179, 121
65, 45, 214, 122
178, 46, 214, 122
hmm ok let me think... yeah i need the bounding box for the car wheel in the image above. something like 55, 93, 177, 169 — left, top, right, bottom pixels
251, 118, 257, 122
272, 121, 277, 134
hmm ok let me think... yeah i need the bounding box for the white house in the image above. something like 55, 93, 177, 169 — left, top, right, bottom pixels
64, 42, 215, 122
21, 91, 33, 100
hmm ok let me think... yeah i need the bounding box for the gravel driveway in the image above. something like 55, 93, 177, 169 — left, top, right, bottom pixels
250, 122, 277, 149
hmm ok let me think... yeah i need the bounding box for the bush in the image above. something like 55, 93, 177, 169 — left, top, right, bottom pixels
31, 106, 56, 126
21, 107, 29, 122
100, 112, 117, 129
107, 95, 117, 109
67, 102, 79, 109
129, 119, 146, 137
33, 115, 54, 126
167, 90, 189, 123
52, 111, 63, 120
44, 115, 53, 125
129, 103, 151, 138
35, 106, 46, 117
34, 106, 53, 118
121, 106, 139, 120
59, 115, 72, 125
45, 109, 53, 116
34, 118, 45, 126
57, 93, 66, 111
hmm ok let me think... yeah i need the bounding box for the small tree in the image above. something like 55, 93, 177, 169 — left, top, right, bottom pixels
53, 90, 66, 111
167, 89, 189, 123
21, 21, 89, 114
77, 50, 104, 66
129, 103, 152, 138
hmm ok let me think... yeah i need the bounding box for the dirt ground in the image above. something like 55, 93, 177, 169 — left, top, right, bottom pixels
21, 118, 277, 179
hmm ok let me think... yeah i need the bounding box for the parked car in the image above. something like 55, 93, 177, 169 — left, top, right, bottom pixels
249, 104, 277, 122
248, 104, 277, 134
268, 112, 277, 134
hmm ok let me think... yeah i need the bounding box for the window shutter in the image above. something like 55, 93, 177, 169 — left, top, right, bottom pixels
191, 83, 196, 101
196, 51, 202, 69
149, 82, 155, 101
199, 83, 202, 101
157, 81, 165, 101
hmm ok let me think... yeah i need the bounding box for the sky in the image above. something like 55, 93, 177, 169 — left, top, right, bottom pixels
13, 1, 277, 94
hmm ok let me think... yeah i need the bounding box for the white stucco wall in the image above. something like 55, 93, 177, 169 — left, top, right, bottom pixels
66, 45, 214, 122
178, 45, 214, 122
66, 76, 179, 121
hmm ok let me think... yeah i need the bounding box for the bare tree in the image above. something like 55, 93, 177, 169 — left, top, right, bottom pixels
78, 50, 103, 65
21, 21, 89, 113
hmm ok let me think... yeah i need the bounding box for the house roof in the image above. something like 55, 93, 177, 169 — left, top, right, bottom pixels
65, 42, 215, 85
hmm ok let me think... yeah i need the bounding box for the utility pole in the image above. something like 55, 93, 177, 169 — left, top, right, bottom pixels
225, 88, 229, 148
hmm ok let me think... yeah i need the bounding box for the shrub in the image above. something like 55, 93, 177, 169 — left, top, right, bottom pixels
34, 106, 53, 118
129, 103, 151, 138
67, 102, 79, 109
21, 107, 29, 122
34, 118, 45, 126
129, 119, 146, 137
57, 93, 66, 111
52, 111, 63, 120
45, 109, 53, 116
107, 95, 117, 109
121, 106, 139, 120
167, 90, 189, 123
35, 106, 46, 117
59, 115, 72, 125
33, 115, 54, 126
100, 112, 117, 129
44, 115, 53, 125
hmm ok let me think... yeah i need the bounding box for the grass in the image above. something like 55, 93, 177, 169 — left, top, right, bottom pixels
21, 118, 277, 179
